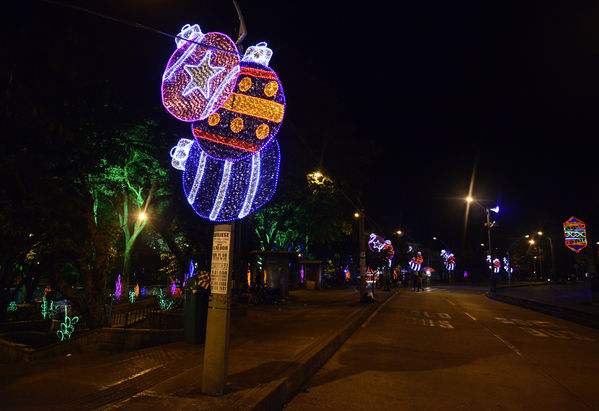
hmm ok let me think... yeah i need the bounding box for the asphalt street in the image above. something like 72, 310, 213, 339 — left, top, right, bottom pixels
286, 285, 599, 410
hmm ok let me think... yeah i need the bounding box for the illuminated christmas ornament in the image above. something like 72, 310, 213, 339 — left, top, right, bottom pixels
368, 233, 386, 252
441, 250, 456, 271
503, 257, 513, 274
409, 252, 423, 271
486, 255, 492, 270
191, 43, 285, 161
171, 138, 280, 221
162, 24, 240, 122
493, 258, 501, 274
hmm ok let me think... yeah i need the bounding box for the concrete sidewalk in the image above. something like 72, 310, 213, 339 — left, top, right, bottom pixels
488, 282, 599, 329
0, 287, 398, 410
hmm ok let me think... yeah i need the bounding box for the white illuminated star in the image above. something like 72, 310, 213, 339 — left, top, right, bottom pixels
182, 51, 225, 98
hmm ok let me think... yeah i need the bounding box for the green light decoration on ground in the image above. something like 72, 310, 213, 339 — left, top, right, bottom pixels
57, 306, 79, 342
129, 290, 136, 303
41, 297, 58, 319
155, 289, 174, 311
6, 301, 17, 312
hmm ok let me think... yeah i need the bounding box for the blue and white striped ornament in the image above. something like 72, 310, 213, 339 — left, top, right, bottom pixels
170, 138, 280, 221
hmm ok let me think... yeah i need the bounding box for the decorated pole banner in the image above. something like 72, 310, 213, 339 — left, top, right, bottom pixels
192, 43, 285, 161
563, 216, 587, 253
162, 24, 241, 122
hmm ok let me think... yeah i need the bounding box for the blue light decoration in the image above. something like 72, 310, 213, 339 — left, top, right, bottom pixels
167, 41, 285, 222
440, 250, 456, 271
162, 24, 240, 122
183, 260, 195, 287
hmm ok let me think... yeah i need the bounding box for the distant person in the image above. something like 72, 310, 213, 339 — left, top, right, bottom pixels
417, 272, 423, 292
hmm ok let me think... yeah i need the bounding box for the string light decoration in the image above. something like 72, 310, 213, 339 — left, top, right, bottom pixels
162, 24, 241, 122
191, 43, 285, 161
409, 252, 423, 271
6, 301, 17, 312
171, 137, 280, 221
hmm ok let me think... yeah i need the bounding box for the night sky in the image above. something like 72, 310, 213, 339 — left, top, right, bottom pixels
4, 0, 599, 258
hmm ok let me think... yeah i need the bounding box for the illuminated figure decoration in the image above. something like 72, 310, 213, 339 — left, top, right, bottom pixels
6, 301, 17, 312
503, 257, 513, 274
162, 24, 241, 122
57, 306, 79, 342
409, 252, 423, 271
493, 258, 501, 274
135, 283, 140, 299
129, 290, 136, 303
486, 255, 492, 270
368, 233, 386, 252
191, 42, 285, 161
441, 250, 456, 271
171, 137, 280, 221
115, 274, 122, 302
171, 279, 177, 296
463, 270, 468, 279
43, 285, 51, 298
140, 287, 146, 297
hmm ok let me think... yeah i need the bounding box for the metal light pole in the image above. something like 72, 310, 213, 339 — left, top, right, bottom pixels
355, 211, 368, 303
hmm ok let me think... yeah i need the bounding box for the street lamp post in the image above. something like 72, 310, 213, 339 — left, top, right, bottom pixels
354, 211, 368, 303
466, 197, 499, 290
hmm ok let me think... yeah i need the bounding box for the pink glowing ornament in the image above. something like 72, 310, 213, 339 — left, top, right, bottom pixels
368, 233, 386, 252
161, 24, 241, 122
115, 274, 122, 302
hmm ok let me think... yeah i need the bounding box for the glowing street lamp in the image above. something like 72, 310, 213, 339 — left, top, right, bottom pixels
138, 212, 148, 221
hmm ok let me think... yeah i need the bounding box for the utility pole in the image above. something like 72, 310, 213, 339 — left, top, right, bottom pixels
357, 211, 367, 302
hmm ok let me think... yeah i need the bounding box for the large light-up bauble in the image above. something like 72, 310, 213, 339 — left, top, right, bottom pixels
174, 139, 280, 221
191, 43, 285, 161
161, 24, 240, 122
368, 233, 386, 253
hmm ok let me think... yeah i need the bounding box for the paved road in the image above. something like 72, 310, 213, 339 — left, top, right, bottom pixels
286, 286, 599, 410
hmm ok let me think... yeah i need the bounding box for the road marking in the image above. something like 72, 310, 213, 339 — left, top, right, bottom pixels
464, 312, 477, 321
361, 292, 397, 328
102, 364, 164, 389
488, 330, 524, 358
444, 298, 456, 306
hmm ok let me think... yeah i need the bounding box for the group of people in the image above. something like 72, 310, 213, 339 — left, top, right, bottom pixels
412, 271, 427, 292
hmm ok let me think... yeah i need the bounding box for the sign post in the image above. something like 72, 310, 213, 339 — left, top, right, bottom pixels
202, 223, 234, 395
563, 216, 587, 253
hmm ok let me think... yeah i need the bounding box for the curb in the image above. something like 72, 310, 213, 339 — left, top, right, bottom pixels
233, 289, 400, 410
486, 292, 599, 330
